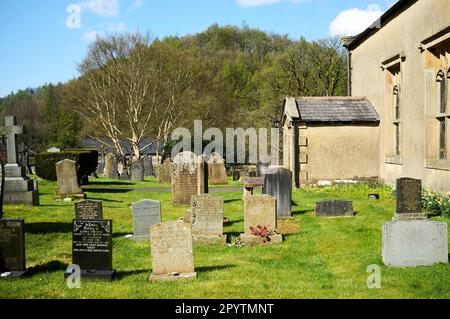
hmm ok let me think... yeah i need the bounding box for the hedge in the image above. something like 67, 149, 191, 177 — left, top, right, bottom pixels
34, 149, 98, 183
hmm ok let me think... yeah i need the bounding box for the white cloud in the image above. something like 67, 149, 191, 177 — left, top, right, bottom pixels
82, 30, 105, 42
329, 4, 384, 37
237, 0, 309, 8
79, 0, 119, 17
103, 22, 128, 32
132, 0, 144, 9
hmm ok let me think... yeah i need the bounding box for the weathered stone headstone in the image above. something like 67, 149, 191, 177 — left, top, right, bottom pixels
256, 158, 271, 177
315, 200, 354, 217
75, 200, 103, 220
64, 219, 116, 281
190, 195, 226, 244
171, 152, 207, 206
382, 220, 448, 267
103, 153, 118, 179
158, 159, 172, 184
232, 169, 240, 181
263, 166, 292, 218
0, 219, 27, 278
3, 116, 39, 206
240, 195, 282, 245
143, 156, 153, 177
207, 152, 228, 185
56, 159, 85, 199
130, 160, 144, 181
128, 200, 161, 241
149, 221, 196, 281
394, 178, 427, 220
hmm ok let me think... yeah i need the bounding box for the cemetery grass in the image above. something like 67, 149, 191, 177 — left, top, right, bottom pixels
0, 178, 449, 299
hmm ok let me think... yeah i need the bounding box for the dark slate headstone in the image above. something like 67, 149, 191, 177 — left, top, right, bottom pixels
65, 219, 115, 281
128, 200, 161, 241
130, 160, 144, 181
0, 219, 27, 278
315, 200, 354, 217
143, 156, 153, 177
75, 200, 103, 220
232, 170, 240, 181
396, 178, 422, 215
263, 166, 292, 218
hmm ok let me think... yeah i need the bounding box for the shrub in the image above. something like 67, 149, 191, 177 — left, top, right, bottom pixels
34, 149, 98, 184
422, 189, 450, 218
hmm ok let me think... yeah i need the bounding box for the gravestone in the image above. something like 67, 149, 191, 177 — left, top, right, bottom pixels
158, 159, 172, 184
130, 160, 144, 181
382, 220, 448, 267
256, 158, 271, 177
2, 116, 39, 206
64, 219, 116, 281
263, 166, 292, 218
240, 195, 282, 245
394, 178, 427, 220
315, 200, 354, 217
128, 200, 161, 241
171, 152, 207, 206
103, 153, 118, 179
0, 219, 27, 278
382, 177, 448, 267
207, 152, 228, 185
190, 194, 226, 244
232, 169, 240, 181
56, 159, 85, 199
143, 156, 153, 177
149, 221, 196, 281
75, 200, 103, 220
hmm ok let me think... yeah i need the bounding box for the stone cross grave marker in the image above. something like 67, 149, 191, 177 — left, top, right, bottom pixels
149, 221, 196, 281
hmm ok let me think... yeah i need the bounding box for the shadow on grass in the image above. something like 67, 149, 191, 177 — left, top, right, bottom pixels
196, 264, 236, 273
115, 269, 149, 280
291, 200, 298, 206
83, 188, 133, 194
292, 209, 313, 216
225, 231, 241, 238
26, 222, 72, 234
88, 181, 134, 186
27, 260, 68, 277
224, 219, 243, 226
224, 198, 241, 204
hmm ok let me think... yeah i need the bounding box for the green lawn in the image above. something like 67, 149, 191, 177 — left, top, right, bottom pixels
0, 177, 448, 299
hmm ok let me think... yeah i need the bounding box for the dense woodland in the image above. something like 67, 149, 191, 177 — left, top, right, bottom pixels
0, 24, 347, 159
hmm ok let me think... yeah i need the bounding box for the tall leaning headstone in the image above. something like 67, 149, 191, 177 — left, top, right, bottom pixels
103, 153, 118, 179
150, 221, 196, 281
263, 166, 292, 218
2, 116, 39, 206
382, 177, 448, 267
171, 152, 207, 206
56, 159, 85, 199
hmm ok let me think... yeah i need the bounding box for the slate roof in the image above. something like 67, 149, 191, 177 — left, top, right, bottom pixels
289, 97, 380, 123
81, 137, 164, 155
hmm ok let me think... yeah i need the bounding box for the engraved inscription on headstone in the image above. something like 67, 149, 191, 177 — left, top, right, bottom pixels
150, 221, 196, 281
75, 200, 103, 220
190, 195, 226, 244
67, 219, 115, 281
395, 178, 426, 219
315, 200, 354, 217
0, 219, 27, 277
172, 152, 200, 206
129, 200, 161, 240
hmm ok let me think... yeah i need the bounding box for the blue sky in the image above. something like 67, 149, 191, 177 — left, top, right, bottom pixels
0, 0, 396, 97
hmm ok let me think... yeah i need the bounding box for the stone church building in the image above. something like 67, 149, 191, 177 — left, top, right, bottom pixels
282, 0, 450, 192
